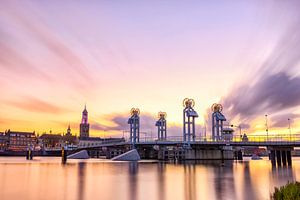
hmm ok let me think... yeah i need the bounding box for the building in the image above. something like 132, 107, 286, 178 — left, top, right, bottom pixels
0, 132, 8, 151
39, 126, 77, 149
80, 105, 90, 139
39, 133, 64, 149
5, 130, 37, 151
63, 125, 77, 146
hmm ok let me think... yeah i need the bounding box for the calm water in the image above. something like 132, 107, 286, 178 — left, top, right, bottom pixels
0, 157, 299, 200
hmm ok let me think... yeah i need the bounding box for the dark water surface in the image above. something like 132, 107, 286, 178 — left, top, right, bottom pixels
0, 157, 299, 200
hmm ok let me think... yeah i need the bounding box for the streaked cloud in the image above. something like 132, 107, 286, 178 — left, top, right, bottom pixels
6, 96, 69, 114
220, 8, 300, 131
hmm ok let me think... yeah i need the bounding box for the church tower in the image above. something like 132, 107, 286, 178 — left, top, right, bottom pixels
66, 124, 72, 136
80, 105, 90, 139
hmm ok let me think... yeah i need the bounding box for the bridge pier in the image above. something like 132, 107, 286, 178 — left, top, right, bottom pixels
234, 149, 243, 160
287, 150, 292, 166
282, 151, 287, 166
276, 150, 282, 166
268, 147, 293, 167
157, 145, 234, 161
270, 150, 276, 166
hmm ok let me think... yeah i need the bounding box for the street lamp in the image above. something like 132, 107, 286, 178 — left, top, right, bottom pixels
288, 118, 292, 141
230, 124, 242, 138
265, 114, 269, 141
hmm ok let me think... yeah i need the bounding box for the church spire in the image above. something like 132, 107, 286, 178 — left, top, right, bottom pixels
80, 104, 90, 139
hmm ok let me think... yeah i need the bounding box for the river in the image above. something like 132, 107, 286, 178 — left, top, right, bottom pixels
0, 157, 299, 200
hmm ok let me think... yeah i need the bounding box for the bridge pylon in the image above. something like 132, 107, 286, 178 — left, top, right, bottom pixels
183, 98, 198, 143
128, 108, 140, 148
155, 112, 167, 140
211, 103, 226, 141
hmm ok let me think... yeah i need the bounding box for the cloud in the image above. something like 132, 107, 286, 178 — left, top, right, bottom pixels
91, 113, 204, 137
271, 113, 300, 128
0, 2, 96, 91
0, 31, 50, 80
91, 113, 156, 132
220, 8, 300, 128
6, 96, 68, 114
223, 72, 300, 122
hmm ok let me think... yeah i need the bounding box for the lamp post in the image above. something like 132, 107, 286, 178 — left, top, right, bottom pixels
288, 118, 291, 141
265, 114, 269, 141
230, 124, 242, 139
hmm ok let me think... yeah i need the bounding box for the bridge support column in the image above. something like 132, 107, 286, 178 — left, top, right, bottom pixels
270, 150, 276, 166
268, 147, 293, 167
281, 151, 287, 166
276, 150, 282, 166
237, 150, 243, 160
287, 150, 292, 166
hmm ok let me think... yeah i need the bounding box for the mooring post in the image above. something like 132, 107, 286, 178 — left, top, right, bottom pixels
62, 146, 67, 164
26, 146, 33, 160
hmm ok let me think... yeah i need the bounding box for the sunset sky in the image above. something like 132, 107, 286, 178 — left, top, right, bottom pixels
1, 1, 300, 137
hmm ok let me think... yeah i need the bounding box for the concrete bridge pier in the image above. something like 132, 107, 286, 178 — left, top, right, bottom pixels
281, 151, 287, 166
233, 149, 243, 160
287, 150, 292, 166
270, 150, 276, 166
268, 147, 293, 167
276, 150, 282, 166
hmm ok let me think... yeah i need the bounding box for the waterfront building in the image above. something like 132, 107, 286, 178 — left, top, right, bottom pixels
63, 125, 77, 146
80, 105, 90, 139
5, 130, 37, 151
39, 133, 64, 149
0, 132, 8, 151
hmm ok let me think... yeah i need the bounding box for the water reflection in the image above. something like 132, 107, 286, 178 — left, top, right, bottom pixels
0, 157, 299, 200
183, 164, 196, 200
157, 163, 166, 200
77, 162, 86, 200
128, 162, 138, 200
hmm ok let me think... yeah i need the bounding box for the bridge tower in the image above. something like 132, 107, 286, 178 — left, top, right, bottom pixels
128, 108, 140, 147
211, 103, 226, 141
183, 98, 198, 143
155, 112, 167, 140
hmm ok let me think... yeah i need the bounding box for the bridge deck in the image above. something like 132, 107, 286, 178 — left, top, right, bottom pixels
80, 140, 300, 149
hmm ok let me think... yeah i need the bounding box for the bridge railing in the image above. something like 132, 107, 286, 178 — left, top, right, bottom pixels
127, 134, 300, 143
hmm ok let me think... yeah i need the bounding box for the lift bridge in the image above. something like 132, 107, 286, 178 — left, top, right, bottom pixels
79, 99, 300, 167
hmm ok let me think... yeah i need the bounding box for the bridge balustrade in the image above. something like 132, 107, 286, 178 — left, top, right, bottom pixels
122, 133, 300, 144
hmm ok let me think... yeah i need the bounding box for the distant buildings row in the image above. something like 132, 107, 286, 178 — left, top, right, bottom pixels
0, 106, 124, 152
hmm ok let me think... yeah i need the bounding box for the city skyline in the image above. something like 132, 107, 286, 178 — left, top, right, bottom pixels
1, 1, 300, 137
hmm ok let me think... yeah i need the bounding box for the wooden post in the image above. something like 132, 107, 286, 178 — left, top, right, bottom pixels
62, 147, 67, 164
26, 147, 33, 160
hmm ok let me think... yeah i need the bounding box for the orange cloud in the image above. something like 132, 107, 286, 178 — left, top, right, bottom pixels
6, 96, 68, 114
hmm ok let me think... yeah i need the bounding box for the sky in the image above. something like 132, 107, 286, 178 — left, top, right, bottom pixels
0, 1, 300, 137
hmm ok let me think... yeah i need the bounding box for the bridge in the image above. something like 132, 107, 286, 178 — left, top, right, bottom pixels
79, 134, 300, 148
78, 134, 300, 168
77, 99, 299, 167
